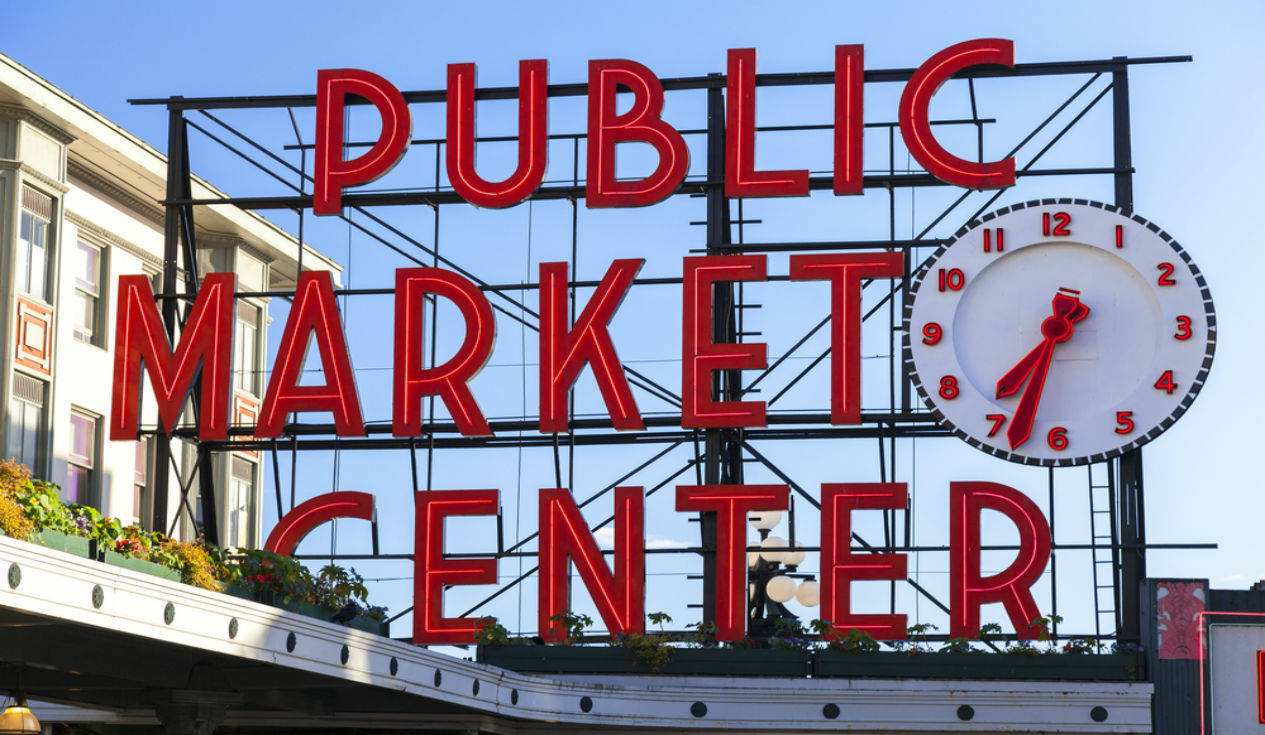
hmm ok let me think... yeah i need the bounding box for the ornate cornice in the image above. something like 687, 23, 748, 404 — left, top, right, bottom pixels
64, 210, 163, 270
0, 159, 70, 194
0, 103, 75, 145
66, 157, 164, 227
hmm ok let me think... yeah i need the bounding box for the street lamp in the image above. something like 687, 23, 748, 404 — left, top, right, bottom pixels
746, 513, 818, 637
0, 693, 39, 735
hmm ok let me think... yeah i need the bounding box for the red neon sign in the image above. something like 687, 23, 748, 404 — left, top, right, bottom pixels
257, 271, 365, 438
393, 267, 495, 437
264, 492, 374, 556
312, 40, 1017, 212
682, 256, 769, 428
539, 487, 645, 641
949, 481, 1052, 639
586, 59, 690, 207
447, 60, 549, 208
820, 483, 908, 640
539, 259, 644, 433
898, 39, 1016, 190
110, 272, 234, 440
413, 489, 499, 645
313, 68, 411, 215
676, 484, 789, 641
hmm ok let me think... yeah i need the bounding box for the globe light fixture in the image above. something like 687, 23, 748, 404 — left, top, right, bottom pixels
0, 693, 39, 735
766, 575, 796, 603
783, 546, 807, 567
795, 579, 821, 607
759, 536, 789, 563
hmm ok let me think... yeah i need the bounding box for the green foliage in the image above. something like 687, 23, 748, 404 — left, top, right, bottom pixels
939, 637, 973, 653
686, 620, 719, 648
0, 460, 36, 541
615, 632, 674, 672
474, 616, 510, 646
1061, 637, 1098, 655
548, 610, 592, 645
812, 620, 879, 653
647, 611, 672, 632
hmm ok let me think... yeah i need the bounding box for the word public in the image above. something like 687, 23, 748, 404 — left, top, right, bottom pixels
312, 38, 1017, 214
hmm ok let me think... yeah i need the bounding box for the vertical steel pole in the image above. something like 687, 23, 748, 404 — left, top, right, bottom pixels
151, 106, 183, 534
699, 75, 738, 627
1111, 58, 1145, 644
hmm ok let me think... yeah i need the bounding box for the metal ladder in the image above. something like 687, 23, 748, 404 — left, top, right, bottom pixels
1087, 462, 1119, 644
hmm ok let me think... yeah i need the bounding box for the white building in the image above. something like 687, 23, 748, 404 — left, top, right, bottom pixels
0, 52, 340, 547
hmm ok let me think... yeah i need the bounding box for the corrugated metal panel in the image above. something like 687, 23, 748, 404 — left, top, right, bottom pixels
11, 372, 46, 404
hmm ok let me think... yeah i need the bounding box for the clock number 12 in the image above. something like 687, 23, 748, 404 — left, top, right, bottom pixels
1042, 212, 1072, 237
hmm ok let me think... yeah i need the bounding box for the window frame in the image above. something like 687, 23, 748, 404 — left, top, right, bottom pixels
72, 238, 106, 347
16, 186, 55, 303
67, 408, 101, 508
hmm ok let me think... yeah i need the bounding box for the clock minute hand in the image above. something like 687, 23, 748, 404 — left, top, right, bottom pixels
995, 290, 1091, 450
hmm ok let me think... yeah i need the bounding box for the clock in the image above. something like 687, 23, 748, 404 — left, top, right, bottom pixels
902, 199, 1215, 466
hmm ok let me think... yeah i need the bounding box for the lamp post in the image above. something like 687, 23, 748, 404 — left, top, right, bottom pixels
746, 511, 817, 637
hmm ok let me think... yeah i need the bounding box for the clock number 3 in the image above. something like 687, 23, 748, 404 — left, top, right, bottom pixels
1175, 315, 1193, 340
1042, 212, 1071, 237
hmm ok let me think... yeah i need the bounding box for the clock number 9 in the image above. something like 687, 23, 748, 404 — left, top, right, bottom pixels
1174, 315, 1192, 340
1115, 411, 1134, 435
937, 268, 965, 292
922, 323, 943, 345
938, 375, 959, 400
1047, 427, 1069, 450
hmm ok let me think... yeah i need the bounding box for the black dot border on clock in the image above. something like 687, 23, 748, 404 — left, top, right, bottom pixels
902, 198, 1217, 468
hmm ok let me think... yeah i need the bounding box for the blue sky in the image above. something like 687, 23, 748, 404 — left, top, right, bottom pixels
3, 1, 1262, 641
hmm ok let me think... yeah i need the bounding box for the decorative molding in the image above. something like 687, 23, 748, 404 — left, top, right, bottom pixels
0, 159, 70, 194
0, 103, 76, 145
14, 296, 53, 376
66, 157, 164, 227
64, 211, 163, 270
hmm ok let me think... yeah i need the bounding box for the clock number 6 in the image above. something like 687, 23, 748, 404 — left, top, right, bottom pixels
1115, 411, 1134, 435
922, 323, 943, 345
1047, 427, 1069, 451
1175, 315, 1193, 340
939, 375, 959, 400
1154, 370, 1177, 395
937, 268, 965, 292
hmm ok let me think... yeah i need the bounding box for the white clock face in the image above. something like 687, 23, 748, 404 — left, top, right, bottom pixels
903, 199, 1216, 466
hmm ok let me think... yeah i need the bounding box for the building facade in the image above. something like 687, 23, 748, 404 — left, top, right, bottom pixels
0, 52, 340, 547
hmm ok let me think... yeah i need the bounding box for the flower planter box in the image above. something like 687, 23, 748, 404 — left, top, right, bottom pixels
477, 645, 810, 676
101, 550, 182, 582
811, 650, 1145, 681
30, 530, 93, 559
246, 590, 387, 635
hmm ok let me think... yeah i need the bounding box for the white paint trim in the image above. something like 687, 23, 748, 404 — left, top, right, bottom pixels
0, 536, 1151, 733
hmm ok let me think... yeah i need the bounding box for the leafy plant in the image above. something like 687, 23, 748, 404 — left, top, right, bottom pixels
648, 611, 672, 632
686, 620, 718, 648
1062, 637, 1098, 655
812, 621, 880, 653
547, 610, 592, 645
0, 460, 36, 541
615, 632, 673, 672
939, 637, 972, 653
474, 616, 510, 646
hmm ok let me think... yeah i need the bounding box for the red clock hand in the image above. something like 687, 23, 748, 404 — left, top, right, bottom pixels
995, 289, 1090, 449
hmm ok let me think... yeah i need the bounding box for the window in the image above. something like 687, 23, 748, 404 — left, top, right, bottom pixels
5, 373, 47, 473
67, 409, 100, 506
16, 186, 53, 302
133, 437, 152, 527
228, 457, 256, 548
235, 302, 260, 395
73, 240, 104, 345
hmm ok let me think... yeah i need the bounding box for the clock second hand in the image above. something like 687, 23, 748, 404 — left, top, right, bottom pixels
996, 289, 1091, 449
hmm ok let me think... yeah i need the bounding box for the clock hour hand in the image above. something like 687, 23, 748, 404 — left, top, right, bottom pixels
996, 289, 1090, 449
